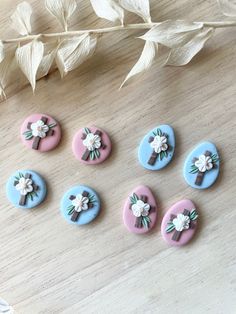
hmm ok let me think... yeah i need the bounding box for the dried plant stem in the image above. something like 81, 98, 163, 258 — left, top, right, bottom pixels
2, 21, 236, 44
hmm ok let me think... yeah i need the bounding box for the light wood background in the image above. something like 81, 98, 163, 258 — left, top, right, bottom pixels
0, 0, 235, 313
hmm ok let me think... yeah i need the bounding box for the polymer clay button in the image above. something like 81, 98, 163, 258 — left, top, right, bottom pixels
123, 185, 157, 234
6, 170, 47, 209
183, 141, 220, 189
161, 199, 199, 247
138, 124, 175, 170
72, 126, 111, 164
21, 113, 61, 152
60, 185, 100, 225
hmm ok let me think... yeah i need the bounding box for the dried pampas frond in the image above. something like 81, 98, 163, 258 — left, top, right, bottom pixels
0, 0, 236, 97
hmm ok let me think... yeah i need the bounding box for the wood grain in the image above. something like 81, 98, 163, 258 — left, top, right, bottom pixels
0, 1, 235, 313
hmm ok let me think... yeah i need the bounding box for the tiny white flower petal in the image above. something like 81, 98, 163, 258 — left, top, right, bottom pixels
136, 200, 145, 208
199, 164, 207, 172
131, 204, 142, 217
143, 203, 150, 211
37, 120, 45, 126
206, 162, 213, 171
82, 203, 89, 211
21, 188, 28, 196
162, 143, 168, 151
15, 184, 22, 191
26, 185, 33, 193
42, 125, 49, 133
160, 136, 167, 144
198, 155, 206, 163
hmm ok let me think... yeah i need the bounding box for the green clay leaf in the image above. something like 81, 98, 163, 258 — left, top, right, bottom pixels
84, 127, 91, 134
94, 149, 100, 159
90, 151, 95, 160
48, 123, 57, 129
160, 151, 165, 161
142, 217, 149, 229
189, 167, 199, 174
130, 196, 135, 204
190, 209, 198, 220
67, 205, 75, 215
133, 193, 139, 202
166, 222, 175, 233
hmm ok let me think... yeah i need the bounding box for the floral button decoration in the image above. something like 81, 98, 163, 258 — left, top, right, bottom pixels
20, 113, 61, 152
138, 124, 175, 170
6, 170, 47, 209
161, 199, 199, 246
183, 141, 220, 189
123, 185, 158, 234
72, 126, 112, 164
60, 185, 100, 225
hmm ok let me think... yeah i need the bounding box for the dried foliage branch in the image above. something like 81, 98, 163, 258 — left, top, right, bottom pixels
0, 0, 236, 97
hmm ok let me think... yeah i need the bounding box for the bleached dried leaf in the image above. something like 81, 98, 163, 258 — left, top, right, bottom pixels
0, 48, 15, 98
140, 20, 203, 48
90, 0, 124, 24
0, 297, 14, 313
37, 42, 60, 79
0, 41, 4, 63
56, 33, 97, 77
218, 0, 236, 16
119, 0, 151, 22
45, 0, 77, 31
120, 40, 157, 88
166, 28, 214, 66
10, 1, 32, 35
16, 40, 44, 91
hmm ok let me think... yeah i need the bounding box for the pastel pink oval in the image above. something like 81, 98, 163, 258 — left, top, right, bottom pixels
72, 126, 112, 165
20, 113, 61, 152
161, 199, 199, 247
123, 185, 158, 234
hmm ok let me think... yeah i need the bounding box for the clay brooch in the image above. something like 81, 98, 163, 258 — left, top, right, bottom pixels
138, 124, 175, 170
21, 113, 61, 152
6, 170, 47, 209
161, 199, 199, 246
60, 185, 100, 225
123, 185, 157, 234
72, 126, 112, 164
184, 141, 220, 189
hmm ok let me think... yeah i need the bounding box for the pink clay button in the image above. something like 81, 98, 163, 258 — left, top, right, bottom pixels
161, 199, 199, 247
20, 113, 61, 152
72, 126, 112, 165
123, 185, 158, 234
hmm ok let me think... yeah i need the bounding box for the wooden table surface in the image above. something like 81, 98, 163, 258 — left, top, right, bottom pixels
0, 1, 235, 313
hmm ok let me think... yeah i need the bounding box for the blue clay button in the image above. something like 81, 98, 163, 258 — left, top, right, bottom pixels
183, 141, 220, 189
60, 185, 100, 225
138, 124, 175, 170
6, 170, 47, 209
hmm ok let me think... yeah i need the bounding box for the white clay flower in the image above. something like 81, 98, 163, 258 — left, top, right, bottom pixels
173, 213, 190, 232
131, 200, 150, 217
72, 194, 89, 212
83, 133, 101, 151
195, 154, 213, 172
150, 135, 168, 154
15, 177, 33, 195
31, 120, 49, 138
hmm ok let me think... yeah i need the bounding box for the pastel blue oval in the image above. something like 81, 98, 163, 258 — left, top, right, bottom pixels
138, 124, 175, 170
183, 141, 220, 189
60, 185, 100, 225
6, 170, 47, 209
